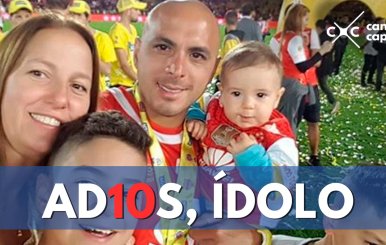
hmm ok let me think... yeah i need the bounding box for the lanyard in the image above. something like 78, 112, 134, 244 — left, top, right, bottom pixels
133, 85, 198, 244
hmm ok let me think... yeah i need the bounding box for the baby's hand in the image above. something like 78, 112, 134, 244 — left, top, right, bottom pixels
227, 132, 257, 155
187, 120, 208, 140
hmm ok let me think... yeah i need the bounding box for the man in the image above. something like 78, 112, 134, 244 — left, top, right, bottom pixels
221, 10, 244, 59
315, 19, 340, 114
360, 17, 382, 87
109, 0, 146, 88
373, 18, 386, 92
69, 0, 117, 92
8, 0, 33, 28
333, 15, 349, 75
100, 1, 263, 244
236, 2, 262, 42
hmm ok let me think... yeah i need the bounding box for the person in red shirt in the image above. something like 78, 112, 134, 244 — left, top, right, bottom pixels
274, 4, 333, 165
99, 0, 263, 244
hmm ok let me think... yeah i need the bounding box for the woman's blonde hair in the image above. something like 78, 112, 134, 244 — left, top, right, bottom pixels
0, 14, 100, 163
283, 3, 310, 34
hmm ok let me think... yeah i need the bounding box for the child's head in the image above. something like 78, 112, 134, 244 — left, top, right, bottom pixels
38, 111, 151, 245
48, 110, 151, 167
219, 41, 284, 128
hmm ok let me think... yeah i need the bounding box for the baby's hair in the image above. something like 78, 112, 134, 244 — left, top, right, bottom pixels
220, 41, 283, 85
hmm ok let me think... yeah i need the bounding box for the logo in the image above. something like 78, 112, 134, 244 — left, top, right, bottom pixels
327, 11, 364, 48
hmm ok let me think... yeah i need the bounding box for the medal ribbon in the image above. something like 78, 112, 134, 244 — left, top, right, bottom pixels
133, 85, 197, 245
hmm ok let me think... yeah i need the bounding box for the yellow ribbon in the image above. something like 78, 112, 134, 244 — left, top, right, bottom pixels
134, 85, 197, 244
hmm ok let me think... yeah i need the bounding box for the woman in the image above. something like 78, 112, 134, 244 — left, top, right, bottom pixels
278, 4, 332, 166
0, 14, 99, 244
0, 14, 100, 165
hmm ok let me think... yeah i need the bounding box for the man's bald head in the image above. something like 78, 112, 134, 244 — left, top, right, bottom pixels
143, 0, 220, 47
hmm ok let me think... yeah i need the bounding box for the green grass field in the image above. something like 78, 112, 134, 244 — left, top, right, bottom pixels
297, 43, 386, 166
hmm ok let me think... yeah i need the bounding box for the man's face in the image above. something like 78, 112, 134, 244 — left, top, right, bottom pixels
129, 8, 140, 22
135, 4, 219, 126
69, 12, 89, 27
10, 9, 31, 27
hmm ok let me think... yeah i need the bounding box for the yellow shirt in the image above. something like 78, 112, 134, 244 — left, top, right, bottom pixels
109, 22, 138, 88
215, 34, 240, 78
0, 31, 6, 42
94, 30, 117, 92
221, 37, 240, 58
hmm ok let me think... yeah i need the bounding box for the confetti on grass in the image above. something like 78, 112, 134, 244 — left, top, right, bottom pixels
297, 44, 386, 166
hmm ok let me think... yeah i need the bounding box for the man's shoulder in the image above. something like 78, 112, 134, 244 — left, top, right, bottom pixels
226, 30, 245, 42
129, 23, 138, 35
94, 30, 112, 43
238, 17, 256, 26
110, 22, 127, 35
99, 87, 138, 115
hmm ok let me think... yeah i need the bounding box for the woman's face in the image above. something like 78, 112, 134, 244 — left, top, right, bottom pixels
1, 28, 93, 163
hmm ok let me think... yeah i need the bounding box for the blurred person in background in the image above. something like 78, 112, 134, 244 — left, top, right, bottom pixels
109, 0, 146, 88
315, 19, 340, 114
276, 4, 333, 165
373, 17, 386, 92
0, 1, 5, 39
237, 2, 262, 42
44, 0, 70, 15
69, 0, 117, 92
8, 0, 33, 28
359, 17, 382, 87
332, 15, 349, 75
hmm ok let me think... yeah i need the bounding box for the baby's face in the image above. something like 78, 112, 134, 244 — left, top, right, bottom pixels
220, 65, 283, 128
42, 137, 147, 245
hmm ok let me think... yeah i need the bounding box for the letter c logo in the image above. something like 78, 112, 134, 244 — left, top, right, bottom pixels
327, 26, 336, 37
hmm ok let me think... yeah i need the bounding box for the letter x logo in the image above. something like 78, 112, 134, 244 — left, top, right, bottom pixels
327, 11, 364, 48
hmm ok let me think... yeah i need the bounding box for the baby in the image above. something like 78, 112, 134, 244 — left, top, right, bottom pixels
188, 41, 298, 189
